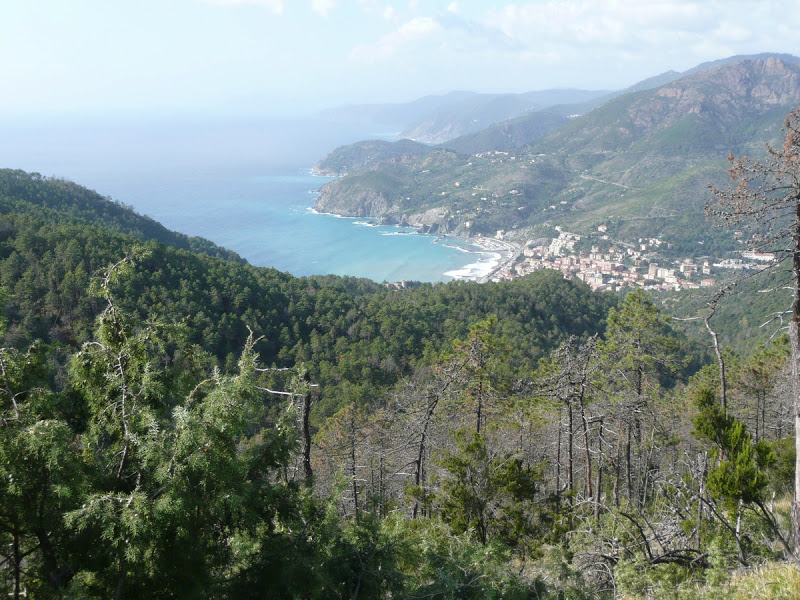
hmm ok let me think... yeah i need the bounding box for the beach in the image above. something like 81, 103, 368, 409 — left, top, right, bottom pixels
308, 208, 521, 283
443, 235, 520, 282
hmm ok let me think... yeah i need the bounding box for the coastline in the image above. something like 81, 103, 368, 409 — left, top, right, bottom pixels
444, 235, 520, 283
307, 184, 520, 283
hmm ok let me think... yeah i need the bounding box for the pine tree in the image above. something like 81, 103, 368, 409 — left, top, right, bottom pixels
708, 106, 800, 552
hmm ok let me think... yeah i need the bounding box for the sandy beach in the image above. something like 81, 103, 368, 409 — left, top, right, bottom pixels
308, 209, 520, 283
443, 235, 520, 282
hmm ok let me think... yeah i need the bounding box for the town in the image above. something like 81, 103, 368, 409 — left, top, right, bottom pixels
488, 226, 775, 292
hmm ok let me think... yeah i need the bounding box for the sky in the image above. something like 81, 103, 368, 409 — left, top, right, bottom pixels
3, 0, 800, 117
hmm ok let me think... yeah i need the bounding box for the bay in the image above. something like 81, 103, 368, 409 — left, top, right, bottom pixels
0, 115, 494, 282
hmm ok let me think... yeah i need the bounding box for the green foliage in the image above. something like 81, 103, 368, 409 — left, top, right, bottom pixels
766, 437, 795, 495
437, 431, 542, 547
693, 387, 775, 508
8, 161, 800, 597
615, 560, 800, 600
399, 518, 546, 600
0, 171, 614, 422
601, 289, 684, 390
41, 264, 309, 597
0, 169, 244, 263
664, 272, 791, 358
314, 138, 432, 176
0, 341, 86, 594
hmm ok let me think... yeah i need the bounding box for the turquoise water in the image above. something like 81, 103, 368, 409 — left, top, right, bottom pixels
0, 116, 486, 282
95, 166, 484, 281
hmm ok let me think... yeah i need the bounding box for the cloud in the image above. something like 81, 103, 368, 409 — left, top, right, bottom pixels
710, 21, 753, 44
480, 1, 778, 50
346, 0, 800, 94
350, 16, 441, 63
349, 10, 521, 66
437, 12, 522, 51
477, 0, 800, 77
311, 0, 336, 18
358, 0, 398, 21
484, 1, 725, 45
199, 0, 284, 14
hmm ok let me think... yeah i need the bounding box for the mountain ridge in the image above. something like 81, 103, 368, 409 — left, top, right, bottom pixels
319, 88, 611, 144
313, 54, 800, 251
0, 169, 246, 264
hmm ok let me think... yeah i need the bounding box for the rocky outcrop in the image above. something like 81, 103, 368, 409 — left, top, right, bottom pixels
313, 139, 432, 177
315, 182, 464, 234
629, 57, 800, 131
314, 183, 391, 218
401, 207, 460, 234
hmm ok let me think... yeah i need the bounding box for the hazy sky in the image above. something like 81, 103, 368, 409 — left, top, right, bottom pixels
3, 0, 800, 117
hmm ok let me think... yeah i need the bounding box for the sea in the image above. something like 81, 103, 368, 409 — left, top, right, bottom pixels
0, 115, 498, 283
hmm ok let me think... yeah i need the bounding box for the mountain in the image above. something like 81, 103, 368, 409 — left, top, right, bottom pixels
0, 169, 245, 263
433, 62, 763, 156
318, 91, 480, 129
319, 89, 610, 144
620, 70, 683, 94
313, 55, 800, 251
682, 52, 800, 76
313, 138, 432, 176
540, 56, 800, 159
396, 89, 610, 143
312, 63, 735, 177
439, 110, 570, 155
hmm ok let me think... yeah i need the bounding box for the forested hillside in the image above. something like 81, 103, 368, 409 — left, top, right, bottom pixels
0, 170, 245, 263
1, 170, 797, 599
0, 173, 615, 414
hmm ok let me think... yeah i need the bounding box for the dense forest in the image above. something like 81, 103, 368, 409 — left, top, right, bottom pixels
1, 166, 798, 599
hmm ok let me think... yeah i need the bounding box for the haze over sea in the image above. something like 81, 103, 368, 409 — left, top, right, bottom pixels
0, 116, 495, 282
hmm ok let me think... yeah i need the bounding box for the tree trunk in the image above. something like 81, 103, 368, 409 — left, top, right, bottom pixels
567, 399, 574, 504
12, 529, 21, 600
301, 392, 313, 485
613, 427, 621, 507
350, 411, 359, 522
697, 451, 707, 552
791, 208, 800, 553
579, 394, 593, 499
625, 418, 632, 503
475, 378, 483, 435
790, 285, 800, 552
413, 394, 439, 519
379, 454, 385, 517
556, 411, 562, 510
113, 559, 126, 600
594, 418, 604, 522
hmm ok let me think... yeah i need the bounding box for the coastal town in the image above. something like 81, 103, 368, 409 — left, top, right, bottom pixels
477, 226, 776, 292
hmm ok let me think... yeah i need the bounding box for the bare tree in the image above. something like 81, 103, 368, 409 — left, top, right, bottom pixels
255, 362, 317, 486
707, 105, 800, 551
535, 335, 601, 508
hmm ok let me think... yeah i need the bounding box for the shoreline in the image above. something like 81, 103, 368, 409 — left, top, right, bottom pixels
305, 167, 520, 283
308, 205, 520, 283
461, 235, 520, 283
